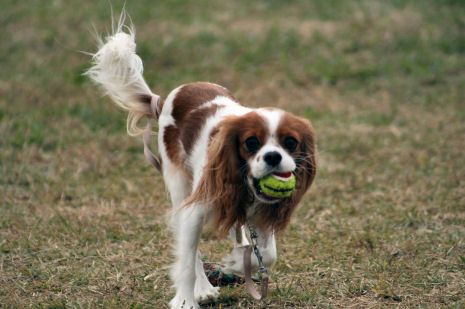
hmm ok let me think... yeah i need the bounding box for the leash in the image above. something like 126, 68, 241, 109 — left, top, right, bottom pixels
143, 94, 162, 173
243, 223, 269, 300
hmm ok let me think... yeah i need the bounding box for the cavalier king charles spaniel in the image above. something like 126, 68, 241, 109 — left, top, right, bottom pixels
87, 14, 316, 309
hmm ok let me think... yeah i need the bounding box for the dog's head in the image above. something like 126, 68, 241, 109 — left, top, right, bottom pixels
188, 108, 316, 236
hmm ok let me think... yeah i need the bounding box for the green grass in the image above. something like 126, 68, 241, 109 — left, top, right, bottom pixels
1, 0, 465, 307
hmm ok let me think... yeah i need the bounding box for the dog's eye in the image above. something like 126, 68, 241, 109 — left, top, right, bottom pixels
283, 136, 298, 152
245, 137, 261, 153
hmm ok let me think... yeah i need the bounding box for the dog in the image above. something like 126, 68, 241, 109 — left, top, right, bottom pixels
86, 14, 316, 309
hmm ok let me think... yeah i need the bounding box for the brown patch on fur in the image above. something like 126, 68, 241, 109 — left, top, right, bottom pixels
254, 113, 317, 232
163, 125, 182, 166
208, 127, 220, 142
181, 104, 223, 154
172, 82, 234, 125
163, 82, 234, 167
236, 121, 268, 163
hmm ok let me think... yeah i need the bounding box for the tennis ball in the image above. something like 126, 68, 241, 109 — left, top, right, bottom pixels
259, 172, 296, 198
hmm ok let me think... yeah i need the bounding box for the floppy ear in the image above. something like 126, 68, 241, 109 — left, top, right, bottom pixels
293, 118, 317, 198
255, 117, 316, 232
185, 116, 250, 237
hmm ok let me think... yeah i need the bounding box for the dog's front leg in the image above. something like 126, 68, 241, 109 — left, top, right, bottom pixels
169, 205, 204, 309
222, 226, 277, 276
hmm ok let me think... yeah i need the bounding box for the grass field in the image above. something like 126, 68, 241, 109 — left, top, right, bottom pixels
1, 0, 465, 307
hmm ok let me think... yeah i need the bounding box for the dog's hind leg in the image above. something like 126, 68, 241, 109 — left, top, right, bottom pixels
159, 161, 197, 308
162, 165, 218, 307
169, 204, 205, 309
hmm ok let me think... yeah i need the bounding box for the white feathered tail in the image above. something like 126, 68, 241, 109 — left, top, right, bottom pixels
85, 13, 157, 136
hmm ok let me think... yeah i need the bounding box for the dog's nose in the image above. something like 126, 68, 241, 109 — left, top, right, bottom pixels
264, 151, 282, 167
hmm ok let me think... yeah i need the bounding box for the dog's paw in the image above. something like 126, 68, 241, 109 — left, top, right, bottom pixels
169, 295, 199, 309
195, 285, 220, 303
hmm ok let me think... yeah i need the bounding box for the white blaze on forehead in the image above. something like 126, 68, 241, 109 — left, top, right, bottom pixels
249, 108, 296, 178
256, 108, 284, 138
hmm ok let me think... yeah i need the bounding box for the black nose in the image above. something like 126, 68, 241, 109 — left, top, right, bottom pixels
264, 151, 282, 167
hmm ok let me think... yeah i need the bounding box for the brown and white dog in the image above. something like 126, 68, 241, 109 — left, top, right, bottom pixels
87, 15, 316, 309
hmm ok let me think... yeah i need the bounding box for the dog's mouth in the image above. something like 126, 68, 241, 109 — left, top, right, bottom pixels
252, 177, 282, 203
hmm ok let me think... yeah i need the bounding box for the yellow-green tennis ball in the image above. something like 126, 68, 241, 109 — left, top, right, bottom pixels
259, 173, 296, 198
